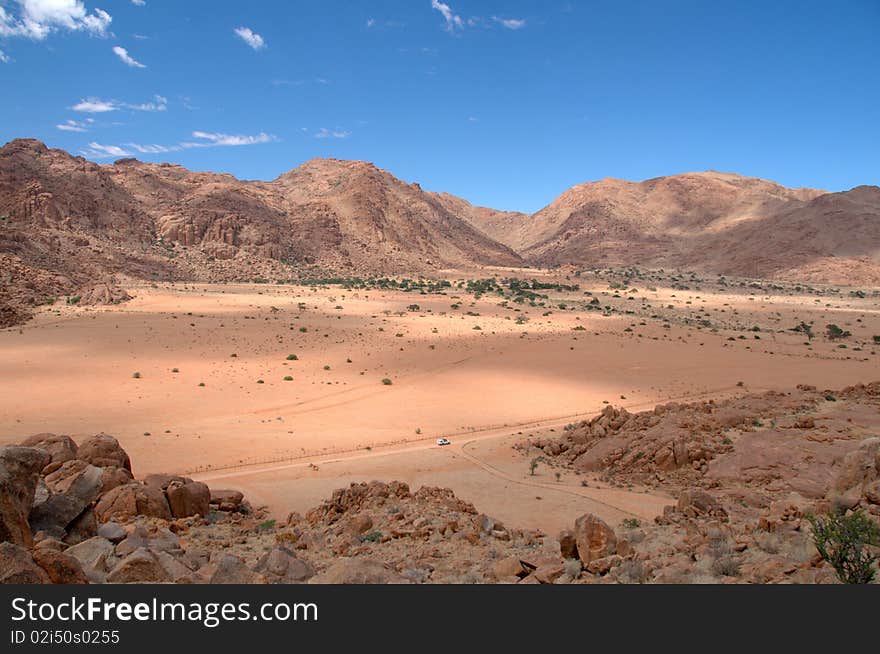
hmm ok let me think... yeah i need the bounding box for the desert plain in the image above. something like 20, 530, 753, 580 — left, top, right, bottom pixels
3, 269, 876, 535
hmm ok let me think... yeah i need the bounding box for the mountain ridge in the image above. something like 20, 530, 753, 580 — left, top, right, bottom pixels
1, 138, 878, 326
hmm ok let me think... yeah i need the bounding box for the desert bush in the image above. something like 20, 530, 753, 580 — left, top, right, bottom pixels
381, 378, 393, 385
807, 510, 880, 584
825, 324, 851, 340
563, 559, 582, 579
615, 559, 649, 584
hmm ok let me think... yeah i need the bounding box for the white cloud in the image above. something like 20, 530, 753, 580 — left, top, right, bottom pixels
189, 131, 274, 146
234, 26, 265, 50
113, 45, 145, 68
0, 49, 8, 63
431, 0, 463, 31
366, 18, 375, 28
83, 142, 132, 158
82, 131, 276, 159
0, 1, 112, 41
71, 95, 167, 113
314, 128, 350, 140
56, 118, 92, 132
131, 0, 145, 6
71, 98, 116, 113
493, 17, 526, 30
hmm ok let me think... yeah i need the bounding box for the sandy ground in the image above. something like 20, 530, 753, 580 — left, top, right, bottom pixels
1, 272, 877, 532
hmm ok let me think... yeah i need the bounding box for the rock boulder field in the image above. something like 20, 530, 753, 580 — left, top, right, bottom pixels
1, 382, 879, 584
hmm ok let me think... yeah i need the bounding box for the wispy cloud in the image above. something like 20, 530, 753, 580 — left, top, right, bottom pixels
234, 26, 266, 51
430, 0, 463, 32
113, 45, 146, 68
71, 95, 167, 113
188, 131, 274, 146
0, 48, 8, 63
493, 17, 526, 30
0, 1, 112, 41
131, 0, 146, 6
71, 98, 116, 113
56, 118, 94, 132
82, 131, 277, 159
314, 128, 351, 140
83, 142, 132, 158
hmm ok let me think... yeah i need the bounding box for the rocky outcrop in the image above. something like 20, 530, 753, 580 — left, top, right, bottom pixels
77, 434, 132, 472
94, 482, 171, 523
0, 446, 50, 546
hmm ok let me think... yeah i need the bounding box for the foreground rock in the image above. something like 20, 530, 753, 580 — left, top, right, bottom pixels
0, 446, 50, 546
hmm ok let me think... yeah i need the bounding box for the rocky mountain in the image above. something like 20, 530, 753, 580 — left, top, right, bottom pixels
461, 171, 880, 284
1, 139, 878, 327
0, 139, 521, 325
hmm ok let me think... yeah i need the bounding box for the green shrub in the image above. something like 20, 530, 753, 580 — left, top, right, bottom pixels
825, 324, 851, 340
286, 354, 298, 361
381, 378, 393, 386
808, 510, 880, 584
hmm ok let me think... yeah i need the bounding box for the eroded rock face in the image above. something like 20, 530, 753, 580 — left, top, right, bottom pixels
77, 434, 132, 472
573, 514, 617, 566
94, 483, 171, 523
0, 446, 50, 546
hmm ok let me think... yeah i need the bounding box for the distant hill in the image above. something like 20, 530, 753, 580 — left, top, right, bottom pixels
1, 138, 878, 326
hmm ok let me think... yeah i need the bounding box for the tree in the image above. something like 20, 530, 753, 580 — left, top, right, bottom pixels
529, 458, 540, 476
807, 510, 880, 584
825, 324, 851, 340
791, 322, 814, 340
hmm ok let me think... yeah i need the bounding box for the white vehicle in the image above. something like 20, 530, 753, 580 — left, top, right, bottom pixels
436, 438, 451, 446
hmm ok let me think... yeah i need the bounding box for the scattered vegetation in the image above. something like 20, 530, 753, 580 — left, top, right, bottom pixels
807, 510, 880, 584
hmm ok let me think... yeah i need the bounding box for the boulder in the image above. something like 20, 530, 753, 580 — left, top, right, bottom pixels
29, 460, 103, 537
208, 554, 266, 584
106, 548, 170, 584
491, 556, 527, 580
0, 446, 50, 546
347, 514, 374, 535
143, 474, 193, 491
677, 490, 727, 519
558, 529, 578, 560
574, 513, 618, 566
0, 542, 50, 584
253, 546, 315, 584
166, 481, 211, 519
77, 434, 131, 472
99, 467, 133, 495
116, 525, 181, 557
63, 508, 97, 545
20, 434, 78, 465
94, 482, 171, 522
97, 522, 126, 543
210, 489, 244, 512
65, 537, 117, 583
309, 558, 410, 584
32, 548, 89, 584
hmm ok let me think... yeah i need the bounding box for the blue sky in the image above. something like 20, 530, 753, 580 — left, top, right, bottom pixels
1, 1, 878, 212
